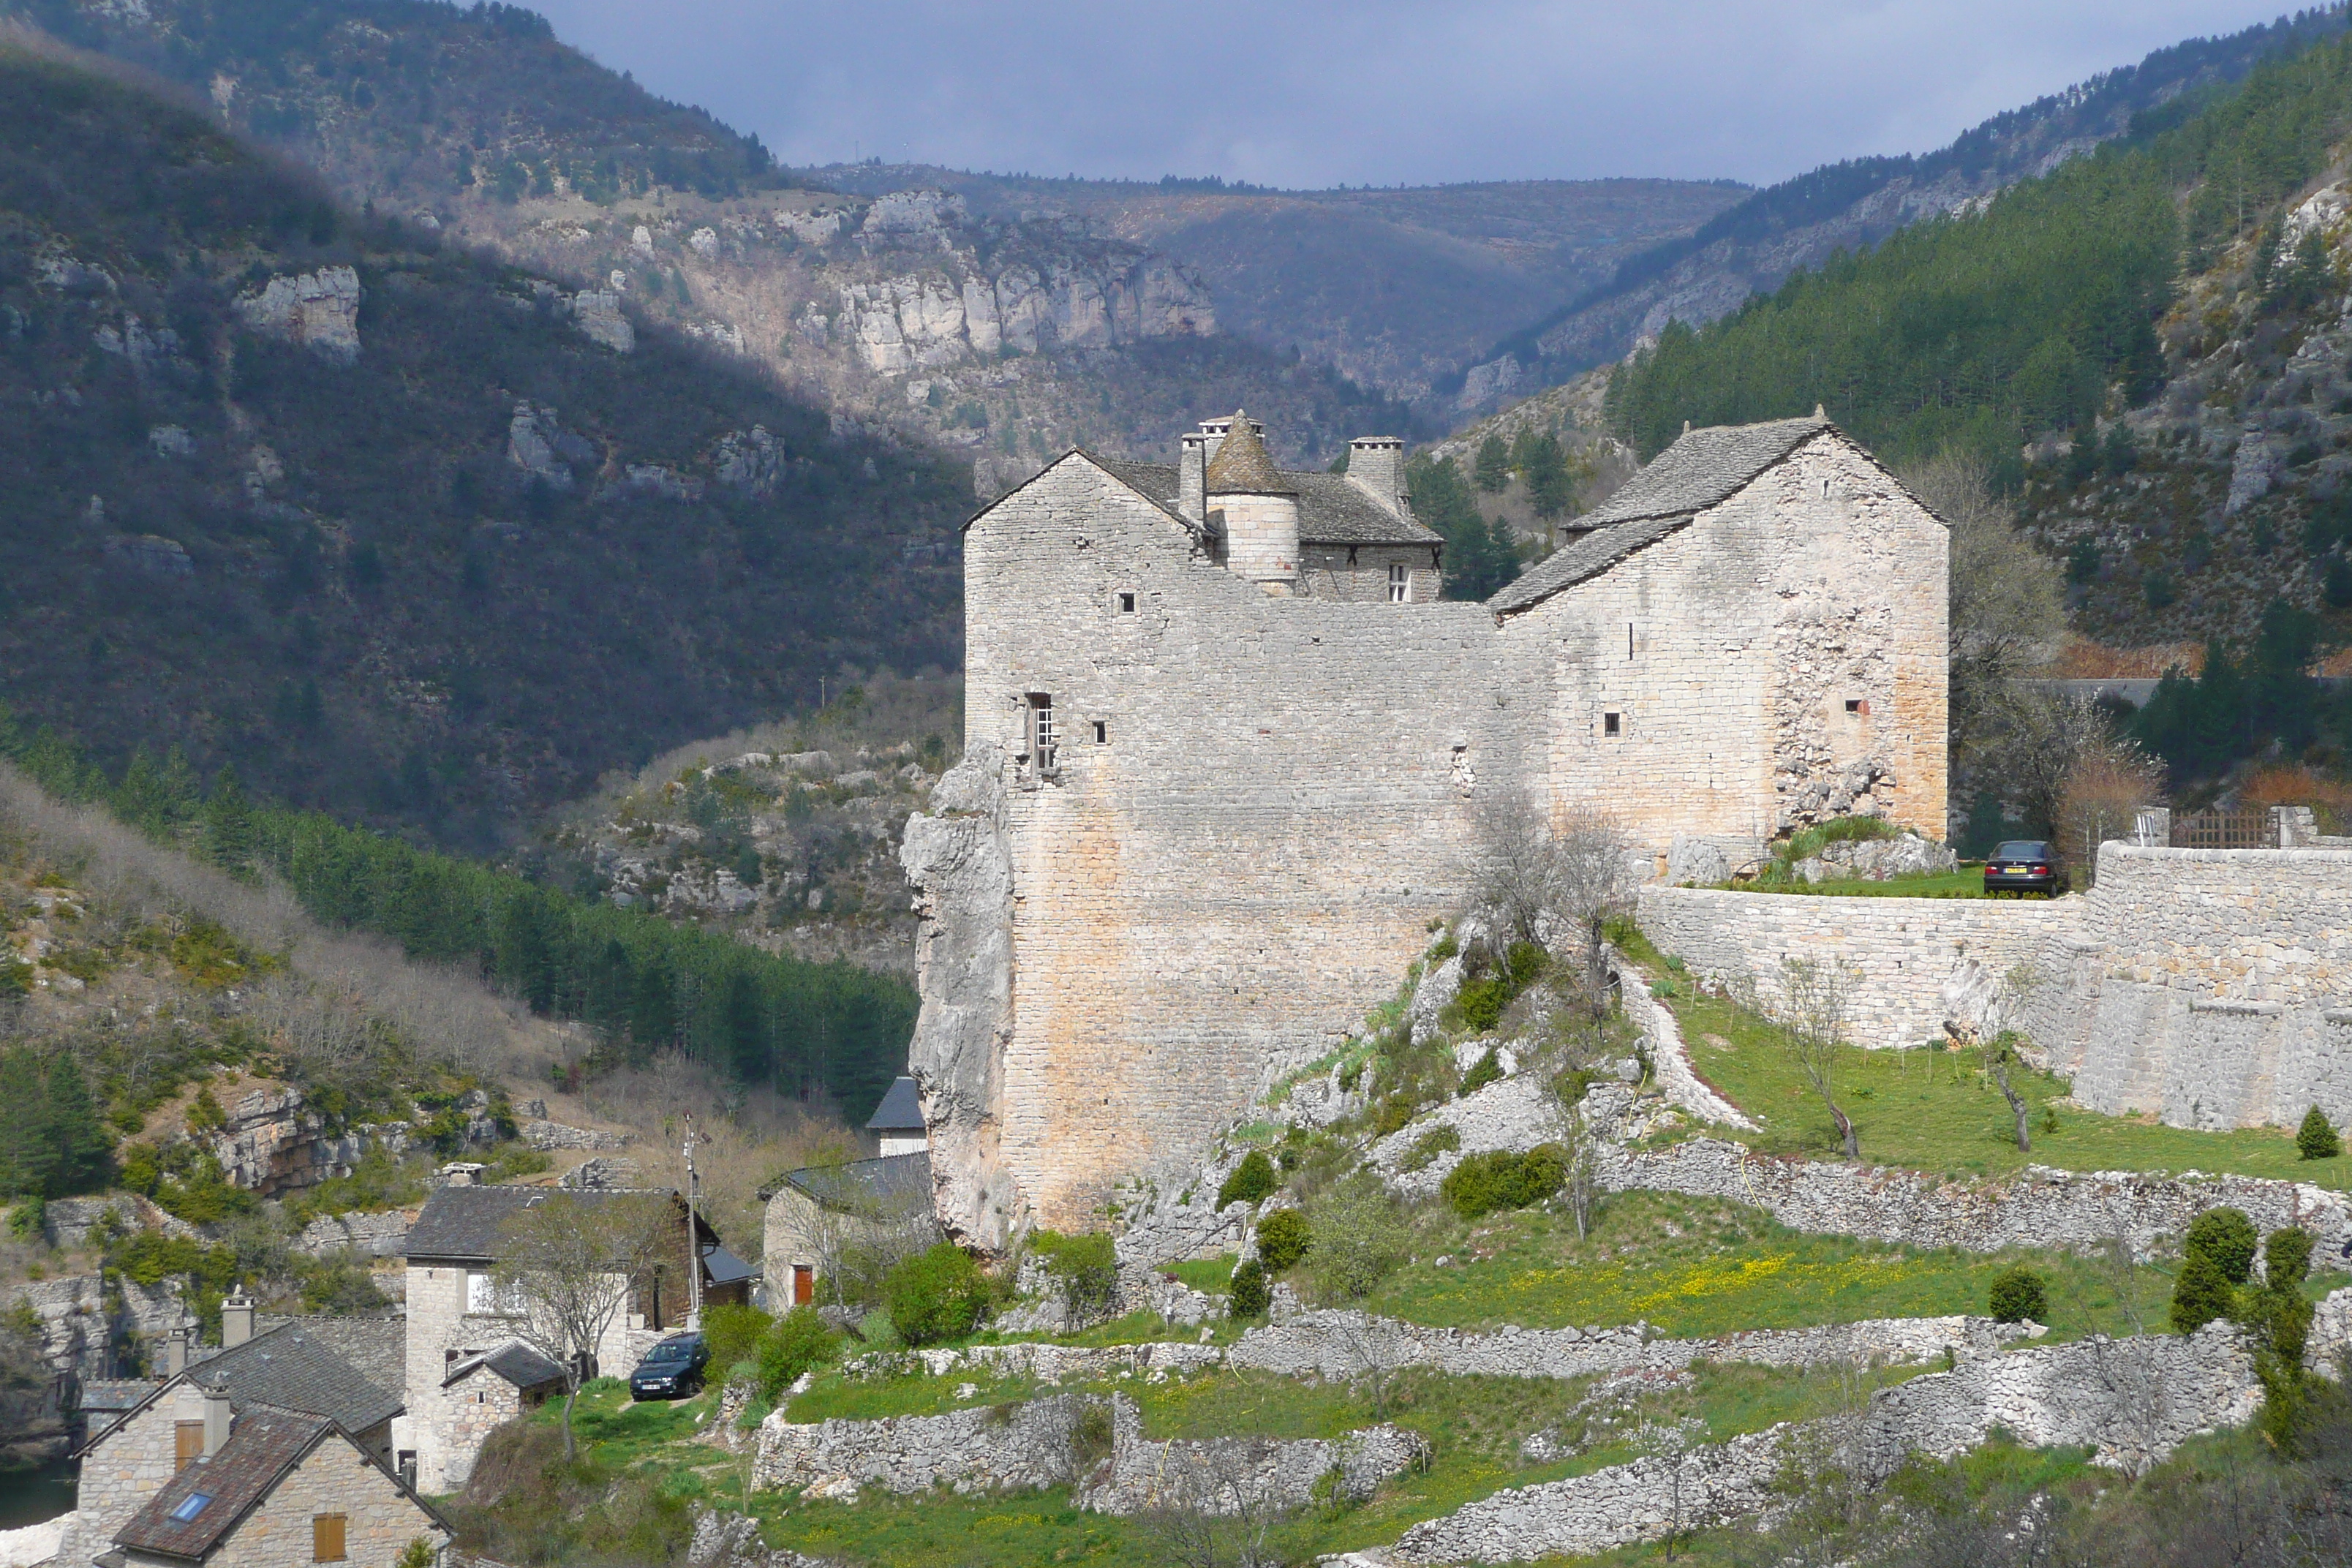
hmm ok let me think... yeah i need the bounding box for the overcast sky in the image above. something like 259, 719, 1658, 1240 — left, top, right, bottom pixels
528, 1, 2311, 190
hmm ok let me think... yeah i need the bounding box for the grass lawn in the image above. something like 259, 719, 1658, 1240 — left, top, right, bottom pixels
1726, 866, 1999, 898
1662, 973, 2352, 1188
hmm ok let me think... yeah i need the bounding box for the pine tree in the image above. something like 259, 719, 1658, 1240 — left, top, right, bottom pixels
43, 1055, 110, 1196
200, 768, 256, 874
156, 747, 203, 829
0, 1051, 57, 1199
1474, 434, 1511, 494
2297, 1104, 2342, 1159
1523, 431, 1574, 523
114, 747, 167, 834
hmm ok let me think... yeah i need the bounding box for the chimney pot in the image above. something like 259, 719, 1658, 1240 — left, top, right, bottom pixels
440, 1162, 484, 1187
221, 1290, 255, 1349
165, 1325, 187, 1377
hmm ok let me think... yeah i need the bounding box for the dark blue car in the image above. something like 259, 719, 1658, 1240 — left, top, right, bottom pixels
628, 1332, 709, 1400
1983, 840, 2063, 898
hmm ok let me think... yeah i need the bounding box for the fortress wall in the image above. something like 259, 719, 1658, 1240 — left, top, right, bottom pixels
961, 461, 1507, 1226
2034, 845, 2352, 1131
1637, 885, 2076, 1049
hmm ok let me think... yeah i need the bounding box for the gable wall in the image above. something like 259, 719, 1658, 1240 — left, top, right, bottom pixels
964, 461, 1505, 1225
61, 1384, 210, 1568
210, 1434, 440, 1568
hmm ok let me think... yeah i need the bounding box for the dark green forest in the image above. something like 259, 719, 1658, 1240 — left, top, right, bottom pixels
1603, 29, 2352, 466
0, 43, 965, 848
2, 709, 915, 1120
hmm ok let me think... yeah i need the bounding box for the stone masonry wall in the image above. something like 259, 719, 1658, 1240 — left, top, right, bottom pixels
753, 1394, 1089, 1498
917, 432, 1947, 1241
57, 1385, 206, 1568
1637, 885, 2074, 1049
439, 1369, 527, 1490
1078, 1395, 1428, 1516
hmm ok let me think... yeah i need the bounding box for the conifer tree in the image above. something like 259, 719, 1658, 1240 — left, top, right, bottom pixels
200, 768, 256, 874
43, 1055, 110, 1196
1474, 434, 1511, 494
2297, 1104, 2342, 1160
0, 1052, 56, 1199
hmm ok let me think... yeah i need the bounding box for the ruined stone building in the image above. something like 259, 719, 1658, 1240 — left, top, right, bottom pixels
902, 410, 1948, 1245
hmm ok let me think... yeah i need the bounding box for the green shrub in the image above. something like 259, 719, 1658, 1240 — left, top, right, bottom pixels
7, 1199, 41, 1243
2264, 1226, 2315, 1291
1460, 1049, 1502, 1097
1229, 1257, 1270, 1319
1399, 1124, 1461, 1174
1371, 1096, 1416, 1138
755, 1305, 837, 1400
2185, 1207, 2259, 1284
1032, 1230, 1118, 1319
1440, 1143, 1569, 1221
2171, 1248, 2236, 1334
701, 1302, 771, 1377
1254, 1209, 1311, 1273
1215, 1150, 1278, 1210
1308, 1177, 1409, 1302
2297, 1104, 2342, 1160
1987, 1265, 2048, 1324
883, 1243, 992, 1346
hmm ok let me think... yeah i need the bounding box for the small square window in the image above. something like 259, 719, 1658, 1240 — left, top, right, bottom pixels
1604, 712, 1621, 737
1845, 698, 1867, 715
1117, 592, 1136, 613
1091, 720, 1107, 744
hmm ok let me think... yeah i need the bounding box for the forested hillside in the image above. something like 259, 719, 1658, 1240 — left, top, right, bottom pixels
1602, 29, 2352, 666
0, 39, 965, 846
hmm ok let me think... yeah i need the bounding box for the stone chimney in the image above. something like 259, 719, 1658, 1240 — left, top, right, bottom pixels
165, 1324, 188, 1376
440, 1161, 484, 1187
1177, 429, 1210, 524
202, 1382, 232, 1456
1346, 436, 1407, 516
221, 1290, 255, 1349
1203, 410, 1298, 594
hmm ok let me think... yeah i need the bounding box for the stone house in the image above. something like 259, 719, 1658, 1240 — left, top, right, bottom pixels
59, 1311, 407, 1568
866, 1076, 930, 1158
393, 1174, 750, 1494
108, 1403, 448, 1568
906, 409, 1950, 1241
434, 1343, 565, 1486
758, 1152, 934, 1309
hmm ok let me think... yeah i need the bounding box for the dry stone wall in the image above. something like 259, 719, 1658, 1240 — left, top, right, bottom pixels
1077, 1395, 1428, 1516
753, 1393, 1089, 1499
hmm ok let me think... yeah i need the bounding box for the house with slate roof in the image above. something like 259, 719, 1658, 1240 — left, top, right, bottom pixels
866, 1076, 930, 1158
758, 1151, 934, 1310
395, 1170, 749, 1493
909, 407, 1951, 1241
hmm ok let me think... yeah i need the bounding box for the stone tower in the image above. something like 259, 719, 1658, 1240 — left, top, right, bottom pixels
1203, 410, 1300, 592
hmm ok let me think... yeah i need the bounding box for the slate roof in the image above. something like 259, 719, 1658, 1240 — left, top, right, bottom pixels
760, 1150, 932, 1213
702, 1240, 758, 1287
1489, 412, 1835, 616
445, 1341, 567, 1392
190, 1324, 402, 1436
113, 1406, 333, 1560
1203, 412, 1292, 494
1084, 456, 1439, 547
253, 1315, 404, 1401
866, 1075, 925, 1133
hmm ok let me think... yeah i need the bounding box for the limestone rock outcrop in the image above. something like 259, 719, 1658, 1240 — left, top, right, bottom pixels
234, 265, 361, 361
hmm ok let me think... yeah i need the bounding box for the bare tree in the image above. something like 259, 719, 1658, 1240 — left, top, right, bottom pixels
1983, 692, 2130, 848
1474, 788, 1637, 1024
2057, 742, 2166, 886
1901, 451, 2065, 769
1559, 1101, 1602, 1240
1137, 1441, 1291, 1568
1635, 1415, 1707, 1559
1778, 957, 1862, 1158
1947, 1018, 2032, 1153
494, 1190, 675, 1460
1330, 1311, 1411, 1420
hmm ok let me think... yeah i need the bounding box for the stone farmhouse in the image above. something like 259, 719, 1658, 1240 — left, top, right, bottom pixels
59, 1303, 436, 1568
903, 410, 1949, 1244
394, 1172, 752, 1493
759, 1150, 935, 1311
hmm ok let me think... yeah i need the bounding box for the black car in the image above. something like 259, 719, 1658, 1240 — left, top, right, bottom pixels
1983, 840, 2063, 897
627, 1333, 709, 1400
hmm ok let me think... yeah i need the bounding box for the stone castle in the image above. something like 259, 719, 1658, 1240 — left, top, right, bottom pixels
902, 410, 1949, 1246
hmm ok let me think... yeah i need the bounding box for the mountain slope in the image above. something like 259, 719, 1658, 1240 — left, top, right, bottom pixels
1454, 4, 2352, 413
0, 37, 966, 845
7, 0, 1446, 482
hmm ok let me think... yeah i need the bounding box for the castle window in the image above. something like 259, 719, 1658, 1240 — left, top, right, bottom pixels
1117, 592, 1136, 613
1092, 720, 1107, 744
1627, 623, 1635, 660
1846, 698, 1867, 715
1388, 563, 1409, 603
1604, 712, 1621, 737
1027, 694, 1056, 767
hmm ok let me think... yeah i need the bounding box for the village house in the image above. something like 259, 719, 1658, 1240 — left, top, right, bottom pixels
866, 1076, 930, 1158
758, 1151, 933, 1311
393, 1168, 751, 1494
905, 409, 1950, 1243
57, 1300, 417, 1568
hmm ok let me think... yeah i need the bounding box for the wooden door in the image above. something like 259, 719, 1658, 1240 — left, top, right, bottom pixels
793, 1264, 813, 1305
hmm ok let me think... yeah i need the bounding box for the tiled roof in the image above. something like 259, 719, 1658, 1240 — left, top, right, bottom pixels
403, 1183, 551, 1262
113, 1406, 331, 1559
1490, 413, 1833, 615
761, 1150, 932, 1213
274, 1316, 404, 1402
445, 1341, 567, 1392
1203, 412, 1291, 494
192, 1324, 402, 1435
1085, 456, 1437, 547
865, 1075, 925, 1133
702, 1241, 758, 1286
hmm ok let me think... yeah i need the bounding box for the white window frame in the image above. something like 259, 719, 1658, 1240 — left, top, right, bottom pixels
467, 1270, 525, 1316
1387, 562, 1409, 603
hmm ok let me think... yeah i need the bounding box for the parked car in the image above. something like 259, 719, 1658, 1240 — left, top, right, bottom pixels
627, 1333, 709, 1400
1982, 840, 2063, 897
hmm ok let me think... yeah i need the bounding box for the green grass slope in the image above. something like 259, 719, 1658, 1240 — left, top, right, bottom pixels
0, 42, 965, 847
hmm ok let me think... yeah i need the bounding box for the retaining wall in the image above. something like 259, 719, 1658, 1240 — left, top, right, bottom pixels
1077, 1396, 1427, 1516
753, 1393, 1089, 1498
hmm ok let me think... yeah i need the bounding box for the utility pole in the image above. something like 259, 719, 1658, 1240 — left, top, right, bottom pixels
684, 1112, 703, 1327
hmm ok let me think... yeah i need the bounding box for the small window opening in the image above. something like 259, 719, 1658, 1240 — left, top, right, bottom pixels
1845, 698, 1866, 715
1117, 592, 1135, 613
1603, 712, 1621, 737
1388, 562, 1409, 603
1627, 623, 1635, 660
1091, 720, 1107, 744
